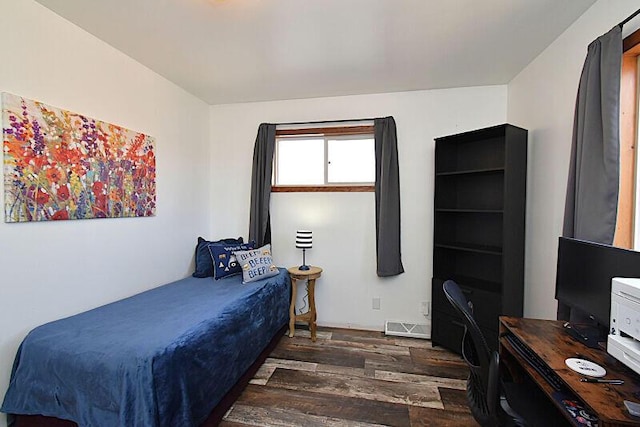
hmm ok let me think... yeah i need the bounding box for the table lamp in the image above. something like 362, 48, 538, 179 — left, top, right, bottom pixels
296, 230, 312, 271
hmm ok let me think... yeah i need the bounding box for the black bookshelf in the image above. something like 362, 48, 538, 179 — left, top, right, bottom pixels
431, 124, 527, 353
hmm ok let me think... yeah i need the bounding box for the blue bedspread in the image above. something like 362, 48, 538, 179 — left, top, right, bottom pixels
1, 268, 290, 427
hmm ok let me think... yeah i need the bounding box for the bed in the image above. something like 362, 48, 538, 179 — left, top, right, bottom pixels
1, 268, 291, 427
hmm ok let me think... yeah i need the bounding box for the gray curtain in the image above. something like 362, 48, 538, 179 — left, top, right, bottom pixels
563, 26, 622, 245
374, 117, 404, 277
249, 123, 276, 247
559, 26, 622, 322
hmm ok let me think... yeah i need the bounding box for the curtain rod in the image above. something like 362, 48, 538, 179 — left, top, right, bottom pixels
619, 7, 640, 28
274, 118, 376, 126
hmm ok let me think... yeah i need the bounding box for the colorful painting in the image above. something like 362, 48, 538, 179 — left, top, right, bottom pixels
2, 93, 156, 222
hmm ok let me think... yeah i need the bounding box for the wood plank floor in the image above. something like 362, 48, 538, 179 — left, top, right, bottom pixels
220, 327, 479, 426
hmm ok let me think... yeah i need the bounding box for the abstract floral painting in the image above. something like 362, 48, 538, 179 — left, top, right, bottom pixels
2, 93, 156, 222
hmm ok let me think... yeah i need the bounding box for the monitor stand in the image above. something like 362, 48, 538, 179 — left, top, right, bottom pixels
562, 322, 603, 349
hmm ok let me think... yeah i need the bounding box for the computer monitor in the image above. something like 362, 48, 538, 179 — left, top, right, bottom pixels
555, 237, 640, 329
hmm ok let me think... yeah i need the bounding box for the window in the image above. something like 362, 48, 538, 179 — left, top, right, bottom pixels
272, 125, 375, 192
276, 137, 325, 185
616, 27, 640, 249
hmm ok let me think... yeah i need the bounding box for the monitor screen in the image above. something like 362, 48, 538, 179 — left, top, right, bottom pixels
555, 237, 640, 327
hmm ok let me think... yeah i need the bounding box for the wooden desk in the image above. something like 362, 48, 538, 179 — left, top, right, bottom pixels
288, 266, 322, 342
500, 317, 640, 426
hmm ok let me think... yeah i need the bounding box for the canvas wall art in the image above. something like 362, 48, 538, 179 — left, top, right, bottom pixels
2, 93, 156, 222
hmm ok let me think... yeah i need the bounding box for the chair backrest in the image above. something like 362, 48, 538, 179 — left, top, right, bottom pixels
442, 280, 498, 426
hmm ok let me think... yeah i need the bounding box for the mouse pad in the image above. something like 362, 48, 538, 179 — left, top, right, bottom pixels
552, 392, 598, 427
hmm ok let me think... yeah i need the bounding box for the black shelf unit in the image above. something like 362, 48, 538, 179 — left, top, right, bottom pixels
431, 124, 527, 353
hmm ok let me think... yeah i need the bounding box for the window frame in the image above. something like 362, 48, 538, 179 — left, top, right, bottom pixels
272, 125, 375, 193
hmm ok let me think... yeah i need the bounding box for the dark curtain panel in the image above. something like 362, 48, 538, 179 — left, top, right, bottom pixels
559, 26, 622, 321
563, 26, 622, 245
374, 117, 404, 277
249, 123, 276, 247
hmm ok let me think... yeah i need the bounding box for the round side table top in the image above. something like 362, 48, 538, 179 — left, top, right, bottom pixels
287, 266, 322, 278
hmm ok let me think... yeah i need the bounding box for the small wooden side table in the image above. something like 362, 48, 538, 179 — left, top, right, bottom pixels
287, 266, 322, 342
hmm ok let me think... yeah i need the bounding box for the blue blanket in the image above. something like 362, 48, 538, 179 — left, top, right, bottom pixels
1, 269, 290, 427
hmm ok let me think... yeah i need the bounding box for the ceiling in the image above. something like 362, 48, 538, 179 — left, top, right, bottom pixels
34, 0, 596, 105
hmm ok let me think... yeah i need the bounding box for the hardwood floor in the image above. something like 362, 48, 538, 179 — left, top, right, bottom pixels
220, 327, 479, 426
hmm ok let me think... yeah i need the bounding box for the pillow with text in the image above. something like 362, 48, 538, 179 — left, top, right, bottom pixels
208, 241, 256, 280
234, 244, 279, 284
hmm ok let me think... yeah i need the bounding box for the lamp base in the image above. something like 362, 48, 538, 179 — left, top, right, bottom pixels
299, 248, 310, 271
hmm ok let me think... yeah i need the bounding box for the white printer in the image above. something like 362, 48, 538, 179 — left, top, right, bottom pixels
608, 277, 640, 375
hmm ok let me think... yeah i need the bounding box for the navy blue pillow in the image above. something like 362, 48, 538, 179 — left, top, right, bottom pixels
193, 236, 243, 278
208, 241, 256, 280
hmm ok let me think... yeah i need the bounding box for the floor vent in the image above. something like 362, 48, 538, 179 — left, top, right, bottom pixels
384, 321, 430, 339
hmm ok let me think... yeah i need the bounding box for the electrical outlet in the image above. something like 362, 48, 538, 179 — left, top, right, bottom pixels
372, 297, 381, 310
421, 301, 429, 315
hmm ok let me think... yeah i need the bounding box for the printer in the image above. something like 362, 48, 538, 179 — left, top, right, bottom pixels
608, 277, 640, 375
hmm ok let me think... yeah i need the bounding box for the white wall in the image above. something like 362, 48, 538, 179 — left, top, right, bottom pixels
210, 86, 507, 330
10, 0, 634, 420
0, 1, 211, 421
507, 0, 640, 319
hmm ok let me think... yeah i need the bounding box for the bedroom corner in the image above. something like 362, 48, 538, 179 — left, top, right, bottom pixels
0, 2, 210, 425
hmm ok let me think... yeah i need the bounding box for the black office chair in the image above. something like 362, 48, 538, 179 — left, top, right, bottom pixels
442, 280, 564, 427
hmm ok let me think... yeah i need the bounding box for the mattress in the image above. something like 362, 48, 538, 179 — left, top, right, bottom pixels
1, 269, 290, 427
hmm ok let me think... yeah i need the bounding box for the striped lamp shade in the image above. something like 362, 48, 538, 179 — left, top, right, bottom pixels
295, 230, 312, 249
